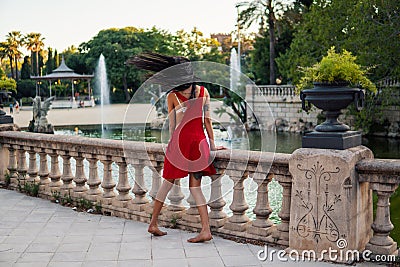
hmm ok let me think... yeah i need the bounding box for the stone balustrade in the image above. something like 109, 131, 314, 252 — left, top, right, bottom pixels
245, 85, 318, 132
0, 131, 399, 260
250, 85, 297, 100
0, 131, 291, 246
356, 159, 400, 256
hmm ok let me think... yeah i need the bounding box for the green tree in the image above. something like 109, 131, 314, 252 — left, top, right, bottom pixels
3, 31, 23, 80
24, 32, 45, 76
45, 47, 54, 74
237, 0, 294, 84
79, 27, 181, 103
20, 56, 31, 79
16, 79, 36, 99
277, 0, 400, 84
0, 77, 17, 93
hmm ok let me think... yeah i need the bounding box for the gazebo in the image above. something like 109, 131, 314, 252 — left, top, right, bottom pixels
30, 57, 94, 108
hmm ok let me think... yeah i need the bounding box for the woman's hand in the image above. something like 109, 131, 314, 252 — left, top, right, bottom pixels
211, 145, 228, 151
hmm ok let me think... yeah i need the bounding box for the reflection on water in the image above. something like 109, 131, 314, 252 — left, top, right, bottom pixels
55, 125, 400, 243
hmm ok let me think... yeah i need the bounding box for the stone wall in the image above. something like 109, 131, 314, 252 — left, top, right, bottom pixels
246, 85, 319, 132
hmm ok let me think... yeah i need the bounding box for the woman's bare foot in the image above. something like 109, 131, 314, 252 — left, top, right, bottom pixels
148, 225, 167, 236
187, 232, 212, 243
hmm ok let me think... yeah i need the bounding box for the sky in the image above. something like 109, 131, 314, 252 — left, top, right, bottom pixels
0, 0, 258, 53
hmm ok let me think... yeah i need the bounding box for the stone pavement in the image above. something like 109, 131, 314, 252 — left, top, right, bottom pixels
0, 189, 378, 267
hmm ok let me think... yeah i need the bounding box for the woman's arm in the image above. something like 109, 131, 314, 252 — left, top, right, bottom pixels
203, 88, 217, 150
167, 93, 176, 138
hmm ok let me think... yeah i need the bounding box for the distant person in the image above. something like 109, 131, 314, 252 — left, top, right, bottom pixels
9, 103, 13, 114
150, 96, 155, 106
276, 76, 283, 85
14, 101, 19, 113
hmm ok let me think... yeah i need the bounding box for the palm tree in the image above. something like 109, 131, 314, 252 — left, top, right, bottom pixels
24, 32, 45, 76
0, 42, 10, 72
5, 31, 23, 80
237, 0, 291, 84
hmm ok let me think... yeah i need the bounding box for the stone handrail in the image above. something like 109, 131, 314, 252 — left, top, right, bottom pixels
0, 131, 292, 247
377, 77, 400, 88
249, 85, 297, 100
356, 159, 400, 256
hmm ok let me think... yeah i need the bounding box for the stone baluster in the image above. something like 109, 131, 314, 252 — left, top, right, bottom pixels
166, 179, 185, 213
100, 156, 116, 205
208, 173, 227, 228
72, 152, 88, 198
130, 162, 149, 211
162, 179, 185, 222
27, 147, 39, 184
37, 148, 50, 197
365, 182, 399, 255
86, 154, 102, 202
148, 161, 163, 202
182, 189, 201, 224
48, 149, 62, 192
16, 146, 28, 187
248, 172, 274, 236
6, 144, 18, 189
59, 151, 75, 195
270, 173, 292, 246
223, 169, 250, 232
113, 157, 132, 208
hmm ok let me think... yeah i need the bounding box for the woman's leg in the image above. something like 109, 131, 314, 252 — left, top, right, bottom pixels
148, 179, 174, 236
187, 174, 212, 242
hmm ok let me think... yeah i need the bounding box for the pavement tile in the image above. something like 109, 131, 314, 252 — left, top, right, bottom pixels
152, 258, 189, 267
57, 242, 91, 253
152, 248, 186, 259
25, 242, 58, 253
48, 262, 83, 267
16, 252, 53, 263
117, 260, 151, 267
51, 251, 87, 262
217, 243, 254, 257
187, 257, 225, 267
0, 251, 22, 262
118, 247, 151, 260
221, 254, 262, 266
82, 261, 117, 267
12, 262, 49, 267
184, 245, 220, 258
0, 243, 29, 253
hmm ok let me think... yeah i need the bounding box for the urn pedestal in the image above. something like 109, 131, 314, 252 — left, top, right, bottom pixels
300, 84, 364, 150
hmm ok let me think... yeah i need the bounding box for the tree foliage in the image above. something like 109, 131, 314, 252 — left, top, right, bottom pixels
276, 0, 400, 84
0, 77, 17, 92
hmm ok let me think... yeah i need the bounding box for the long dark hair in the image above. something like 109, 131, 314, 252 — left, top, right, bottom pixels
126, 52, 196, 99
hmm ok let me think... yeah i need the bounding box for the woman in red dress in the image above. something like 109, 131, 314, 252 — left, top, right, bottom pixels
128, 53, 225, 242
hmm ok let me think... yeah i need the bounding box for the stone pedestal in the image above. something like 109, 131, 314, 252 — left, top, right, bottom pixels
288, 146, 373, 259
302, 131, 361, 150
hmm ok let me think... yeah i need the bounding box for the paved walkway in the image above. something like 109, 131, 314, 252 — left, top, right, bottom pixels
0, 189, 375, 267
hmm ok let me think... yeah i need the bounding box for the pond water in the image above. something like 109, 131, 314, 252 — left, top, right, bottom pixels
55, 125, 400, 243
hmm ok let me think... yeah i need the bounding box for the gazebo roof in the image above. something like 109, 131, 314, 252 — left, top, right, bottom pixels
31, 57, 94, 80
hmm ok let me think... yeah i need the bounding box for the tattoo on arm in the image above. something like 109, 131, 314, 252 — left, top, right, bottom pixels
204, 104, 210, 112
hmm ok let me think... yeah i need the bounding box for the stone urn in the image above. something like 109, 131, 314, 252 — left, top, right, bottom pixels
300, 82, 364, 131
300, 82, 365, 149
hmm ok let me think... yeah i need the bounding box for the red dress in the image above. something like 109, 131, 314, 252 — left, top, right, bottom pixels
162, 86, 216, 179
